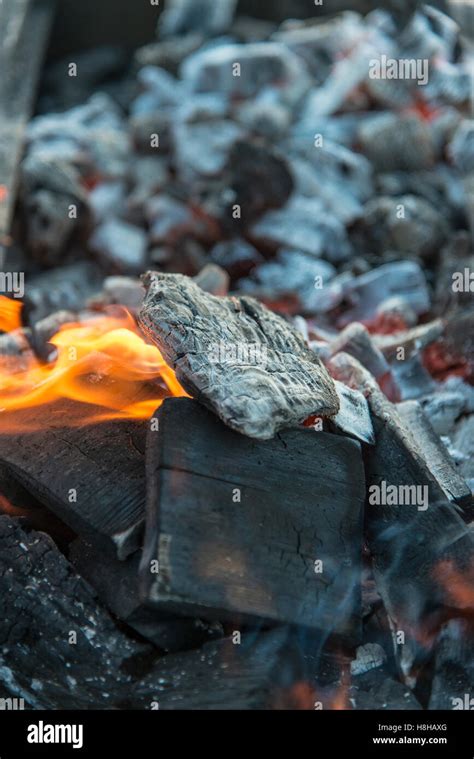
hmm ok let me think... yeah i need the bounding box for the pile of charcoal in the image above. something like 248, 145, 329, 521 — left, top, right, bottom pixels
0, 0, 473, 710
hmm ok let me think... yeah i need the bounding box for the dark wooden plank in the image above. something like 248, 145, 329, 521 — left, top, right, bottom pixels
0, 399, 147, 558
140, 397, 365, 640
0, 0, 54, 249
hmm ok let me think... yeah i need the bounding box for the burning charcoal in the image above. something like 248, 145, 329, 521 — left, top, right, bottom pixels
374, 297, 418, 332
428, 619, 474, 710
0, 515, 153, 708
30, 310, 76, 361
452, 416, 474, 488
449, 119, 474, 174
131, 66, 182, 115
89, 181, 126, 223
290, 145, 371, 226
139, 272, 340, 439
433, 232, 474, 317
390, 355, 437, 401
90, 218, 147, 275
181, 43, 311, 105
331, 381, 375, 446
302, 40, 374, 117
337, 262, 430, 326
0, 329, 33, 372
350, 669, 422, 710
88, 276, 145, 312
135, 34, 203, 76
134, 626, 331, 710
193, 264, 230, 296
0, 401, 147, 559
426, 309, 474, 382
329, 353, 474, 682
127, 157, 169, 217
396, 400, 472, 508
20, 155, 90, 265
174, 108, 243, 180
27, 94, 129, 181
272, 12, 366, 83
129, 110, 173, 155
240, 251, 336, 315
250, 197, 352, 264
159, 0, 237, 38
69, 539, 223, 653
141, 398, 364, 637
421, 390, 466, 437
0, 516, 310, 709
328, 323, 396, 400
358, 114, 436, 172
236, 99, 291, 141
23, 262, 103, 326
360, 195, 447, 259
201, 140, 294, 232
375, 320, 444, 363
210, 238, 264, 279
350, 643, 387, 676
146, 195, 195, 246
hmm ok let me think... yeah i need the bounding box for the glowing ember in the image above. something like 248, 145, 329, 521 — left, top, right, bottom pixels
0, 302, 187, 430
0, 296, 22, 332
435, 559, 474, 611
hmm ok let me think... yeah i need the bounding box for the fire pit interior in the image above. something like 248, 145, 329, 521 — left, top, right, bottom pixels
0, 0, 473, 711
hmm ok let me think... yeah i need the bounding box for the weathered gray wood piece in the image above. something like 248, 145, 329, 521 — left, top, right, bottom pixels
139, 272, 339, 440
141, 397, 365, 639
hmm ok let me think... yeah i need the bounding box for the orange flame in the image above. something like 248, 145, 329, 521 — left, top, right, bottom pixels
0, 305, 187, 431
0, 296, 22, 332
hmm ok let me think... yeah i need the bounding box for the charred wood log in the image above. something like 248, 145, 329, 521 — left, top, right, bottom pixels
140, 397, 364, 640
0, 516, 340, 710
138, 272, 339, 440
396, 400, 472, 508
69, 538, 224, 653
0, 400, 147, 558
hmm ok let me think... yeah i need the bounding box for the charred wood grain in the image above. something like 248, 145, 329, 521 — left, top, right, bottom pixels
141, 397, 364, 640
69, 538, 224, 653
139, 272, 339, 440
0, 400, 147, 559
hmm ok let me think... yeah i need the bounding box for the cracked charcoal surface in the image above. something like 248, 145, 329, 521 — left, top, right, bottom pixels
139, 272, 339, 439
0, 516, 149, 708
